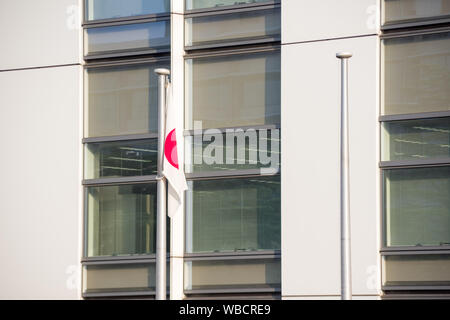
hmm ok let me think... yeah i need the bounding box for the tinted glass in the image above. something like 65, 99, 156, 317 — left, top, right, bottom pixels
85, 20, 170, 56
85, 140, 158, 179
86, 0, 170, 21
185, 8, 280, 47
383, 0, 450, 25
86, 183, 157, 257
383, 166, 450, 247
186, 0, 274, 10
185, 128, 280, 173
185, 176, 281, 253
185, 51, 281, 130
83, 262, 169, 294
382, 118, 450, 161
184, 258, 281, 291
85, 62, 169, 138
383, 254, 450, 287
383, 32, 450, 115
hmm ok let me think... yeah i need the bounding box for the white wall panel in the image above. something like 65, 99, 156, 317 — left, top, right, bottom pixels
0, 66, 82, 299
0, 0, 81, 70
281, 36, 380, 297
282, 0, 380, 44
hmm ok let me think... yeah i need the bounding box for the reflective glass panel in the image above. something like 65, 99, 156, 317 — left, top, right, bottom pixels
185, 8, 280, 47
85, 0, 170, 21
85, 140, 158, 179
185, 176, 281, 253
186, 0, 274, 10
84, 20, 170, 56
85, 62, 169, 138
383, 167, 450, 247
184, 258, 281, 291
185, 128, 280, 173
383, 0, 450, 25
86, 183, 157, 257
383, 32, 450, 115
185, 51, 281, 130
382, 118, 450, 161
383, 254, 450, 287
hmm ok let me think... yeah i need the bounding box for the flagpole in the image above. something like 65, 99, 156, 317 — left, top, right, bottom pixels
155, 68, 170, 300
336, 52, 352, 300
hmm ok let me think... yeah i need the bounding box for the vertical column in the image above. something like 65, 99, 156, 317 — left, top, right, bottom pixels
169, 0, 186, 300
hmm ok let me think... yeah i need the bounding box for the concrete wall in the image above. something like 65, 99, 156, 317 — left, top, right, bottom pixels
281, 0, 381, 299
0, 0, 82, 299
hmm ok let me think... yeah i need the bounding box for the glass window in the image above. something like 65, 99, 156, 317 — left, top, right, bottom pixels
85, 62, 169, 138
83, 262, 169, 294
185, 176, 281, 253
383, 166, 450, 247
85, 140, 158, 179
185, 51, 281, 130
185, 8, 280, 47
382, 254, 450, 287
85, 0, 170, 21
185, 128, 280, 173
383, 0, 450, 25
382, 118, 450, 162
84, 20, 170, 57
382, 32, 450, 116
184, 258, 281, 291
86, 183, 157, 257
186, 0, 275, 10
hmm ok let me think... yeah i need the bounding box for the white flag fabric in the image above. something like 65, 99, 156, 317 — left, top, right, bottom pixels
162, 83, 188, 217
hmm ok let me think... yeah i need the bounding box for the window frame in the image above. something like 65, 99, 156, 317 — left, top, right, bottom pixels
83, 56, 170, 140
183, 251, 281, 295
184, 0, 280, 14
380, 20, 450, 295
184, 3, 281, 51
381, 0, 450, 30
183, 45, 281, 135
83, 16, 171, 60
183, 6, 281, 292
82, 1, 172, 298
82, 0, 171, 25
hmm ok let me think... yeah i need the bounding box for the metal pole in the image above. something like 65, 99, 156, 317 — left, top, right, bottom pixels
336, 52, 352, 300
155, 68, 170, 300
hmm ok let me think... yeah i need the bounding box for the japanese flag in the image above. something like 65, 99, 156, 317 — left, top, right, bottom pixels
162, 83, 188, 217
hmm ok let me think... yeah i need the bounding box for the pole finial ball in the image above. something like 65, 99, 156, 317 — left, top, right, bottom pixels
336, 52, 353, 59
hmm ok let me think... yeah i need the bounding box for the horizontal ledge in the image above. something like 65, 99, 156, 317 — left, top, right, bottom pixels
83, 14, 170, 28
84, 48, 170, 61
82, 133, 158, 143
382, 285, 450, 291
381, 17, 450, 33
84, 56, 170, 68
83, 133, 158, 144
184, 1, 280, 16
380, 247, 450, 256
379, 111, 450, 122
82, 254, 156, 263
83, 290, 158, 298
184, 287, 281, 295
184, 43, 280, 59
186, 169, 280, 180
379, 159, 450, 169
83, 175, 157, 186
184, 251, 280, 261
185, 37, 281, 52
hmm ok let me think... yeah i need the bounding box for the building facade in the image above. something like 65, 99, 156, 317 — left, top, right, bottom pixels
0, 0, 449, 300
